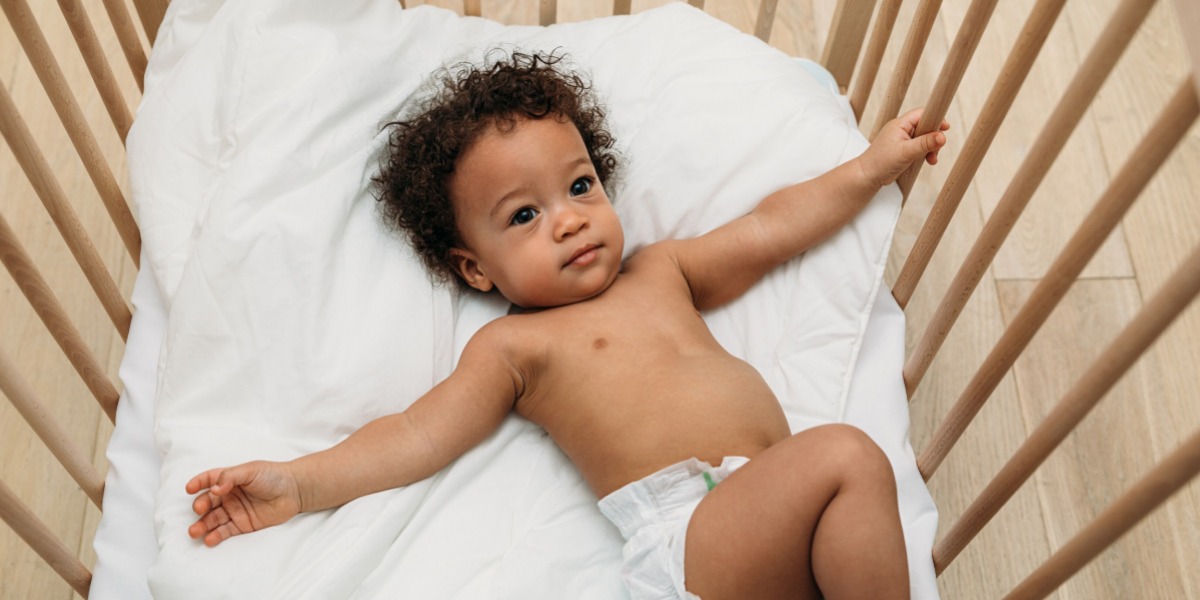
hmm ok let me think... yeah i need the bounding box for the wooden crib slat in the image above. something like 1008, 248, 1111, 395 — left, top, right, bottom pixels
0, 213, 121, 422
820, 0, 879, 94
895, 0, 999, 199
0, 84, 132, 342
98, 0, 148, 93
54, 0, 134, 141
754, 0, 779, 43
916, 79, 1199, 480
891, 0, 1069, 309
902, 0, 1157, 398
869, 0, 943, 139
1004, 427, 1200, 600
464, 0, 481, 18
130, 0, 166, 46
933, 237, 1200, 574
0, 480, 92, 598
540, 0, 556, 26
689, 0, 705, 9
612, 0, 631, 16
1171, 1, 1200, 98
0, 0, 141, 265
0, 349, 105, 508
848, 0, 902, 120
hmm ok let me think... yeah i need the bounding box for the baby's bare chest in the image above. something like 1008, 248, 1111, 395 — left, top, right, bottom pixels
507, 284, 789, 494
512, 283, 759, 424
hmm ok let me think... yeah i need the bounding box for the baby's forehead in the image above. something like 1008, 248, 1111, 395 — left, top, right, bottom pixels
455, 116, 588, 183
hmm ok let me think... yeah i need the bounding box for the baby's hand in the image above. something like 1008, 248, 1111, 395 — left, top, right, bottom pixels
186, 461, 302, 547
859, 108, 950, 190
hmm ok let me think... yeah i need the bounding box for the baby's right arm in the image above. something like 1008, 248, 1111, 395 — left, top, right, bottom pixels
186, 322, 522, 547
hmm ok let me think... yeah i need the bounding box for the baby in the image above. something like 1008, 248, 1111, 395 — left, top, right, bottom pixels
186, 51, 947, 599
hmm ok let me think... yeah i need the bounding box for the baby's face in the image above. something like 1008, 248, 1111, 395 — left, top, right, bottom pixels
448, 115, 624, 308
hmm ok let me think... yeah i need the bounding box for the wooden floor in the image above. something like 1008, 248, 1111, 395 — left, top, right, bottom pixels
2, 0, 1197, 598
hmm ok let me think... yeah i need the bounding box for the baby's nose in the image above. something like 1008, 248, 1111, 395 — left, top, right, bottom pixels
554, 208, 589, 240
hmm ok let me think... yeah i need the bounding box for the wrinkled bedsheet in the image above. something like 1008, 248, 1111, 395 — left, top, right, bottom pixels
126, 2, 936, 598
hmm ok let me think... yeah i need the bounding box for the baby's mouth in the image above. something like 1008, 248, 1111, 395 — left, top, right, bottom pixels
564, 243, 600, 268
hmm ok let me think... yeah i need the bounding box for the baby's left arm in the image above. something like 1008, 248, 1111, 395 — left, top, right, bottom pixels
660, 108, 948, 310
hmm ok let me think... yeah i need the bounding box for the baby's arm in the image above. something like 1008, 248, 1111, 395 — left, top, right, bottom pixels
656, 108, 948, 310
186, 323, 521, 547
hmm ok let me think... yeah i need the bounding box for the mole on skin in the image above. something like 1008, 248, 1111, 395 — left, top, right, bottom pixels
593, 338, 608, 350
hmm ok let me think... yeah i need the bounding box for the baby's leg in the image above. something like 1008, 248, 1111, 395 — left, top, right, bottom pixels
684, 424, 908, 600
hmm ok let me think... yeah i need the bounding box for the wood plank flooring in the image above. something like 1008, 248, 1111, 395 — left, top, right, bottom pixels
1, 1, 1196, 598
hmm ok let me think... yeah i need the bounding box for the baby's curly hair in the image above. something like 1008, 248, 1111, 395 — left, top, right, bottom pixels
374, 49, 619, 288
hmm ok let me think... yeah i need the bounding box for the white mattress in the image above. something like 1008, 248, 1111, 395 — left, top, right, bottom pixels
94, 3, 938, 598
91, 253, 937, 599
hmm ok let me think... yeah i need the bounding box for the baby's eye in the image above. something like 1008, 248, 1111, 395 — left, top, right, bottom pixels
510, 206, 538, 226
570, 176, 594, 197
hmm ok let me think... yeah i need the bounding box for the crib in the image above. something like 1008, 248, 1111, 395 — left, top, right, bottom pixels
2, 0, 1197, 597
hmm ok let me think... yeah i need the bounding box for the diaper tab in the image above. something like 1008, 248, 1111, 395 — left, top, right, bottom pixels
597, 457, 749, 541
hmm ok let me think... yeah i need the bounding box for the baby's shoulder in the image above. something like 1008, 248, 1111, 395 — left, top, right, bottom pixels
624, 240, 686, 275
466, 312, 552, 362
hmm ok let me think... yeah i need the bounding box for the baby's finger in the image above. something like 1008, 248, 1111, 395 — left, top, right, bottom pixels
187, 505, 224, 540
204, 520, 244, 548
192, 505, 232, 542
901, 130, 945, 163
213, 465, 252, 496
188, 515, 213, 540
926, 130, 947, 150
896, 107, 925, 127
192, 490, 223, 516
192, 493, 208, 516
186, 468, 224, 495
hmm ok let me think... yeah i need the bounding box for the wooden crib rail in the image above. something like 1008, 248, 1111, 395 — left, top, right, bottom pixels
0, 211, 121, 421
1, 0, 140, 263
902, 0, 1156, 397
819, 0, 876, 92
890, 0, 1070, 309
1180, 0, 1200, 98
1005, 426, 1200, 599
891, 0, 1200, 594
0, 84, 132, 341
0, 479, 92, 596
847, 0, 900, 119
130, 0, 166, 45
53, 0, 133, 140
917, 77, 1200, 479
2, 0, 151, 595
100, 0, 149, 90
869, 0, 941, 138
0, 348, 106, 507
933, 234, 1200, 575
893, 0, 997, 199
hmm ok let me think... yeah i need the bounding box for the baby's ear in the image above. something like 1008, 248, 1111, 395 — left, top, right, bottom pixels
449, 248, 494, 293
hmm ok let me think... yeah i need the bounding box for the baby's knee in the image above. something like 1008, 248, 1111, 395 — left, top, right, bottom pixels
806, 424, 894, 485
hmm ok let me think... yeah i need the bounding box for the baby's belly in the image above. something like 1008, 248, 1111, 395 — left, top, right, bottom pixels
534, 353, 793, 499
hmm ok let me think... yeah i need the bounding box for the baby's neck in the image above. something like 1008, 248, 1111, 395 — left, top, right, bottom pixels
507, 303, 537, 315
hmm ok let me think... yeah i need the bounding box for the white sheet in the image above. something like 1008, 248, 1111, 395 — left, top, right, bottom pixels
93, 254, 937, 600
100, 1, 938, 598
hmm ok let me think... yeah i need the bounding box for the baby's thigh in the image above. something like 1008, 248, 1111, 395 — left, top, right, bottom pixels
683, 428, 854, 600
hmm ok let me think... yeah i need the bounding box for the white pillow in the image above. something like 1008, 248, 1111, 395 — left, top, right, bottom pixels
129, 2, 903, 598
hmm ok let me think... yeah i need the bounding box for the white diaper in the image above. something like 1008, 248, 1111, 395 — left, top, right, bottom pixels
597, 457, 750, 600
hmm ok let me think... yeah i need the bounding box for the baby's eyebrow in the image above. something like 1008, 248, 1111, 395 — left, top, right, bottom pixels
489, 188, 527, 221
